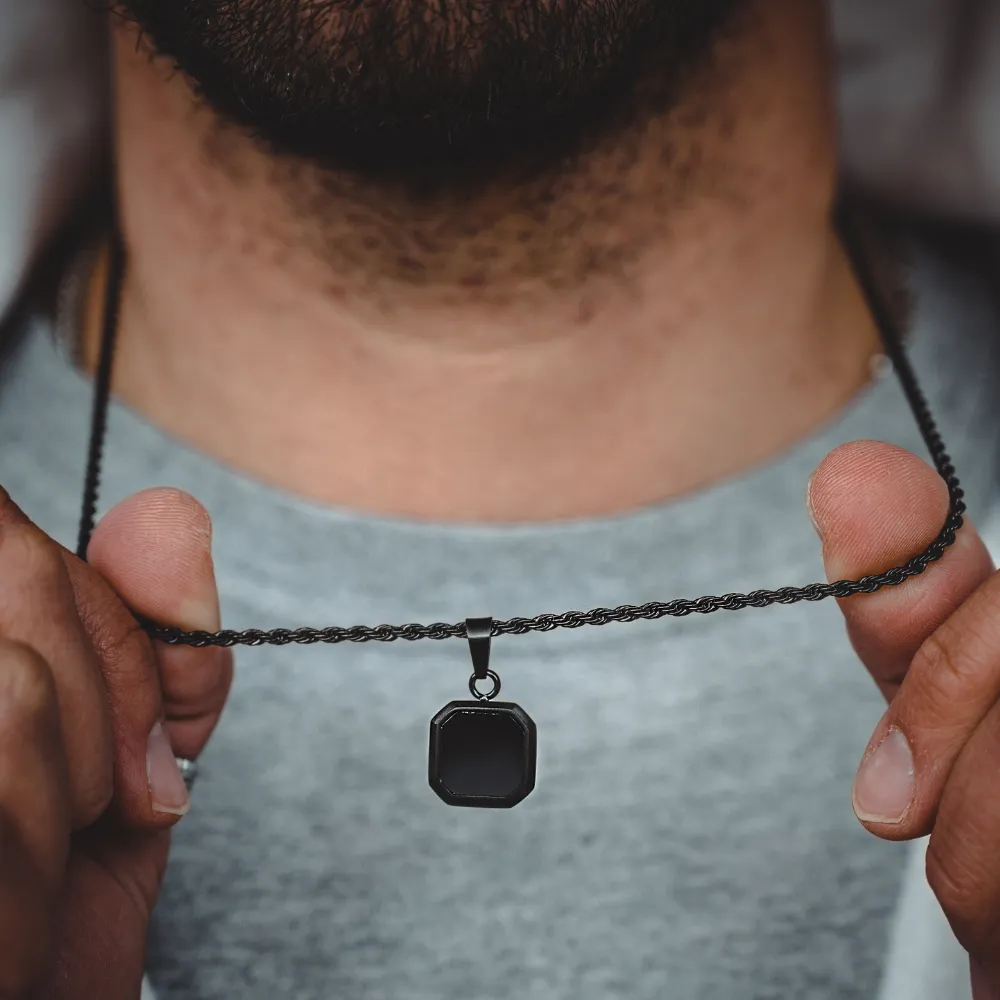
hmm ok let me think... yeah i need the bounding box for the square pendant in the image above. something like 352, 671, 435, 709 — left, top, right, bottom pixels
428, 701, 537, 809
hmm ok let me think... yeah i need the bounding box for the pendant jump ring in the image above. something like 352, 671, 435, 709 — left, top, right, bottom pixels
466, 616, 492, 681
468, 669, 502, 702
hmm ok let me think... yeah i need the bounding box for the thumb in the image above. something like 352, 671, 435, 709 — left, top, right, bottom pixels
86, 488, 233, 762
806, 440, 994, 704
43, 489, 232, 999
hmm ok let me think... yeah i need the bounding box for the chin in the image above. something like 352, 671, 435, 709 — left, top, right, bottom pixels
113, 0, 745, 175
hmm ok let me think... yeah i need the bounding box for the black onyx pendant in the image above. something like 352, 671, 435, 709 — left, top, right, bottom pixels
428, 617, 537, 809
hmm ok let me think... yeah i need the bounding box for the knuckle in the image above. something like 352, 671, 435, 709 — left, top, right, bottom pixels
0, 523, 64, 586
926, 839, 999, 948
909, 631, 986, 719
926, 842, 971, 916
914, 631, 966, 688
909, 618, 1000, 731
0, 640, 57, 722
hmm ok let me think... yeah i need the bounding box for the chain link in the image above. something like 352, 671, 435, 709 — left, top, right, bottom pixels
79, 201, 967, 648
136, 513, 963, 646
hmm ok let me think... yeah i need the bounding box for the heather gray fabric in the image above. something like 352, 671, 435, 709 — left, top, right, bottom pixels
1, 249, 999, 999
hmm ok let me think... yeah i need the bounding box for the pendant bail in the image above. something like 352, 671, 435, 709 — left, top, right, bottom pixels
466, 616, 492, 680
430, 614, 535, 808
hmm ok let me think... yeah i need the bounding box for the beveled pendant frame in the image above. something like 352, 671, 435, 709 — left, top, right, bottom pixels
427, 618, 538, 809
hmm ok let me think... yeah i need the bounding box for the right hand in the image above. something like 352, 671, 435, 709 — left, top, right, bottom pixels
0, 485, 233, 999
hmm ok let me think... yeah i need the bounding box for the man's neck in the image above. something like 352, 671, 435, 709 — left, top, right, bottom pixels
99, 0, 883, 523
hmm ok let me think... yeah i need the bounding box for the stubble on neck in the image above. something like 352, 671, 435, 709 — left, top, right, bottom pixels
103, 0, 884, 523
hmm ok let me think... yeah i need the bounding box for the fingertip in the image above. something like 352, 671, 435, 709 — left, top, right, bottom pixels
90, 487, 212, 558
807, 440, 953, 580
87, 487, 220, 632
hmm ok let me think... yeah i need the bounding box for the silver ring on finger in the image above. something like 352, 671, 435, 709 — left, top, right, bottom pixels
175, 756, 199, 792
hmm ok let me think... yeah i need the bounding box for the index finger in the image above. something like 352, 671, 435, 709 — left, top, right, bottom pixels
0, 491, 114, 828
0, 487, 192, 828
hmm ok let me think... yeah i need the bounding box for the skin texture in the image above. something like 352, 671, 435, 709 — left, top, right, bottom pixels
808, 445, 1000, 1000
5, 2, 995, 998
98, 0, 886, 522
0, 486, 232, 998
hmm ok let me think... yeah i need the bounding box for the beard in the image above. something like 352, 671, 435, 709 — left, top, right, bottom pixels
111, 0, 745, 176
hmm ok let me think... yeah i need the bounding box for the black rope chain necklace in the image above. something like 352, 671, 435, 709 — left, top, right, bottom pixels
74, 198, 967, 808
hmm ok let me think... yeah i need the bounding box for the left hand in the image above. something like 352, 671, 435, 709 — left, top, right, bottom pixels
808, 440, 1000, 1000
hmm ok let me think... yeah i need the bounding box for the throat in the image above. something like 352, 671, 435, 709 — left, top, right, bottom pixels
83, 234, 885, 525
92, 0, 883, 524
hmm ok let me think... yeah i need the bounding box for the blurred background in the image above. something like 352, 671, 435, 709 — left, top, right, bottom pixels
1, 0, 999, 322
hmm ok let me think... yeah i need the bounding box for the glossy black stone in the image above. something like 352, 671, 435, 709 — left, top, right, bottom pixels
428, 701, 537, 808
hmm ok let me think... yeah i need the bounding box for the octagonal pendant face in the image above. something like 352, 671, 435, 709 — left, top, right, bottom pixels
428, 701, 537, 808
